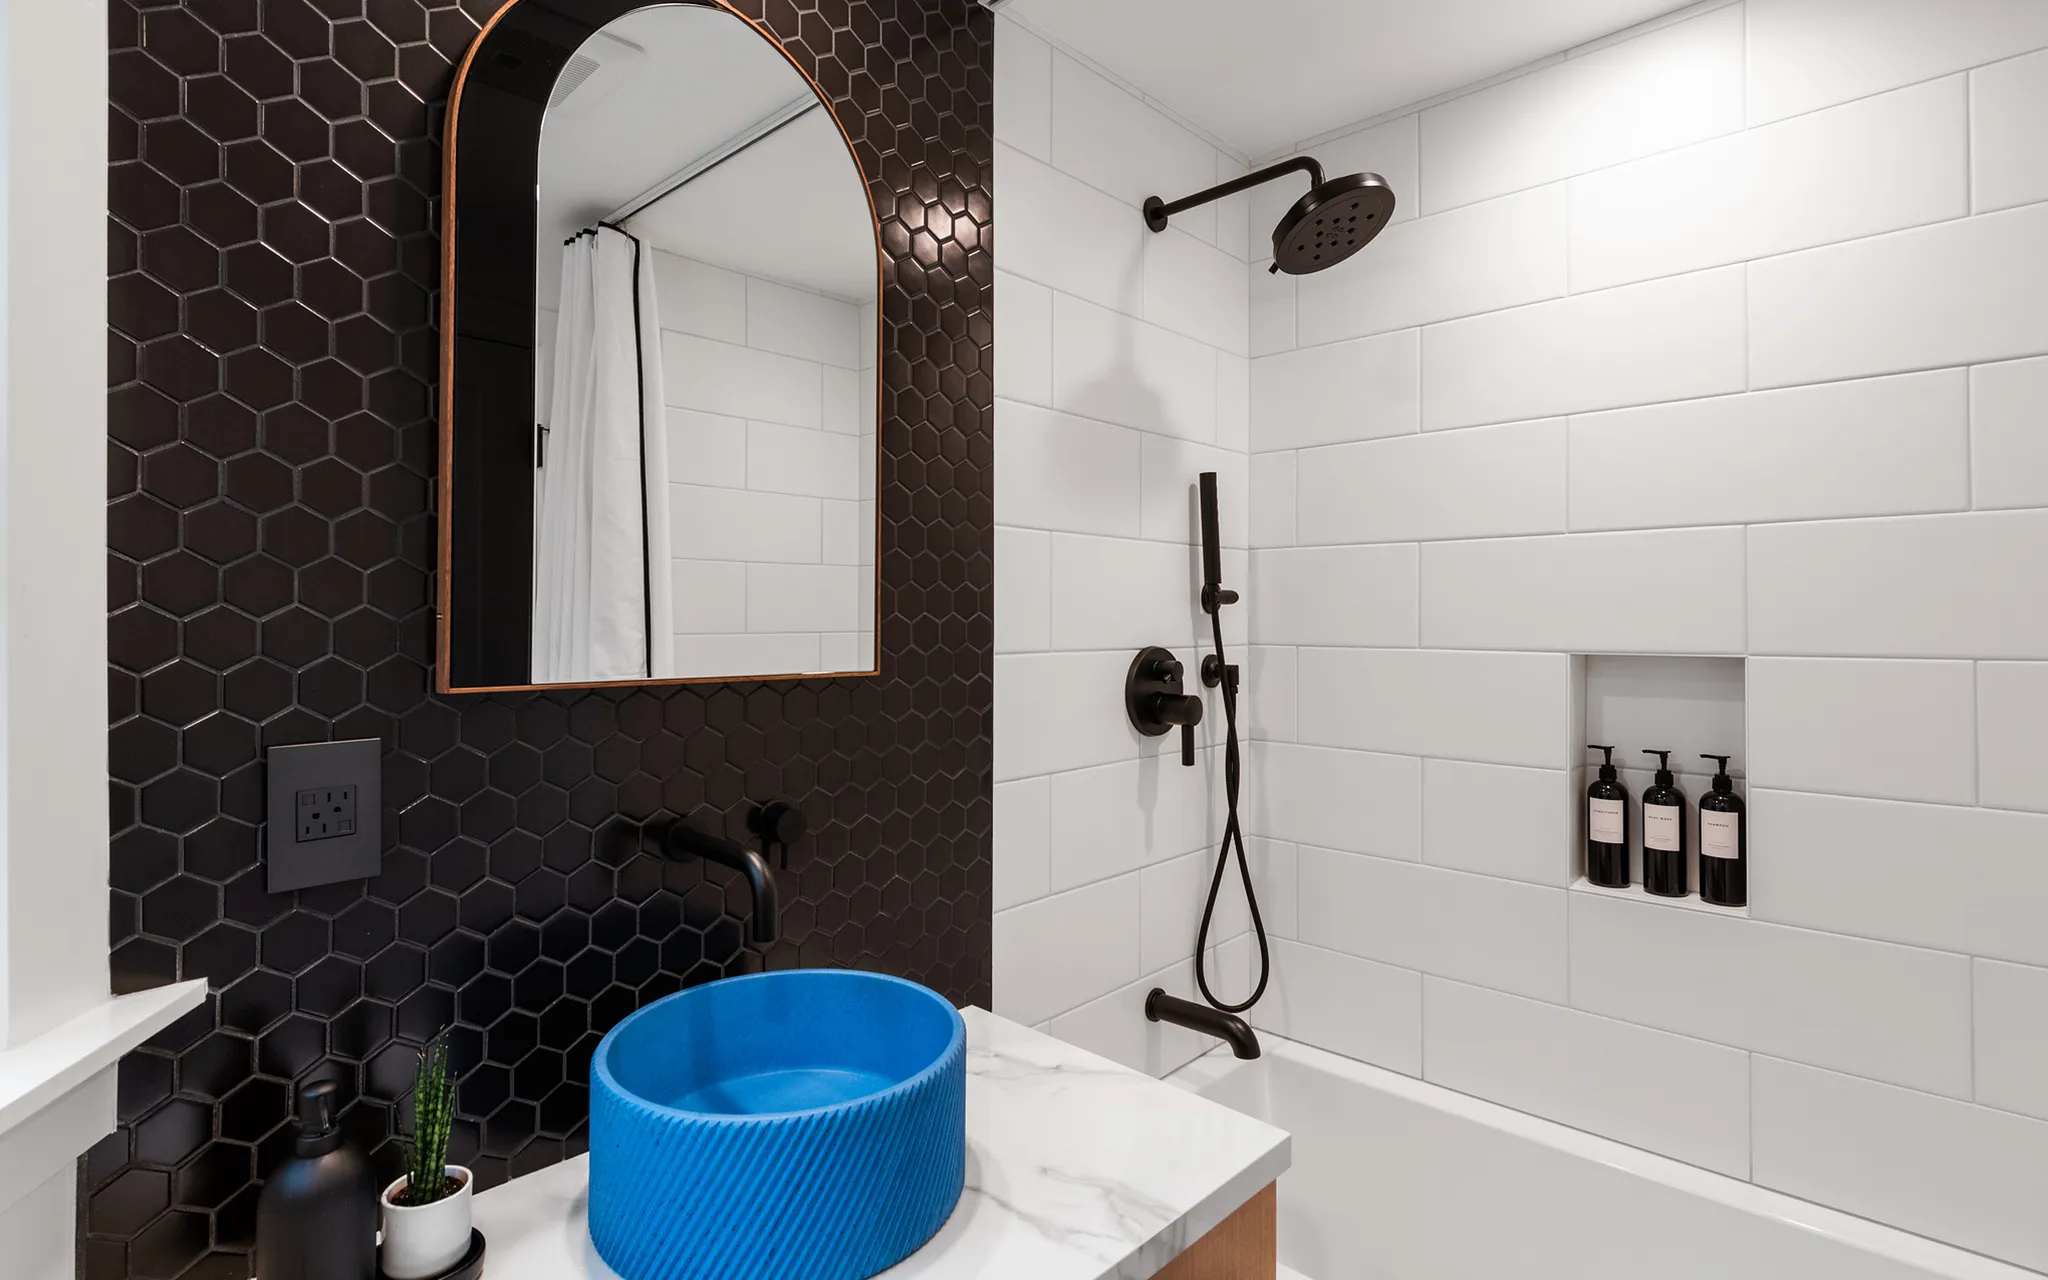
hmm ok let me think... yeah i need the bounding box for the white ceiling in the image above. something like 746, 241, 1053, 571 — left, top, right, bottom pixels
1003, 0, 1697, 158
536, 6, 874, 305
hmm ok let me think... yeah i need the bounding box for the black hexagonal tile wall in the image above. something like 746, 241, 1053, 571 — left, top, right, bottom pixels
99, 1, 992, 1274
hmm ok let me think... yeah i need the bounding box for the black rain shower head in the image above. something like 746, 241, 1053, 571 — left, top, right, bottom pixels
1143, 156, 1395, 275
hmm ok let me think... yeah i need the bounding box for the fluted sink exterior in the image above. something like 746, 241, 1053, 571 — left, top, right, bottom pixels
588, 969, 967, 1280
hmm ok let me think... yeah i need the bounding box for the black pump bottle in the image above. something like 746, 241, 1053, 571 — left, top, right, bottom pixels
1641, 749, 1687, 897
1699, 754, 1746, 907
256, 1080, 377, 1280
1585, 745, 1630, 889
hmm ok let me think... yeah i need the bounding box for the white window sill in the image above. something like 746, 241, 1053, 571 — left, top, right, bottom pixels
0, 980, 206, 1138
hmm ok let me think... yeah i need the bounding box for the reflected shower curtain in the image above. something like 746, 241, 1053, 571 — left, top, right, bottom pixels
532, 225, 674, 681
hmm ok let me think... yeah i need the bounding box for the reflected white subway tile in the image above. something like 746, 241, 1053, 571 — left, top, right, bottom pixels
1973, 48, 2048, 213
1569, 890, 1972, 1097
669, 559, 746, 634
822, 499, 861, 566
1251, 328, 1419, 451
995, 270, 1054, 406
1749, 203, 2048, 390
821, 365, 861, 436
1418, 5, 1742, 213
1298, 185, 1566, 345
1751, 1056, 2048, 1272
652, 250, 746, 344
1297, 847, 1566, 1002
1245, 743, 1420, 861
1972, 356, 2048, 512
994, 527, 1050, 653
993, 775, 1051, 911
1421, 267, 1745, 431
746, 421, 860, 500
1053, 294, 1218, 444
1569, 371, 1970, 531
666, 407, 747, 488
1253, 939, 1422, 1076
1423, 977, 1750, 1176
1750, 790, 2048, 969
745, 277, 858, 368
1746, 0, 2048, 125
669, 632, 819, 676
1295, 418, 1566, 545
1250, 545, 1419, 647
663, 331, 823, 429
1422, 760, 1573, 887
1422, 528, 1745, 654
1975, 958, 2048, 1122
746, 563, 859, 633
993, 874, 1143, 1025
817, 632, 862, 673
993, 400, 1142, 537
668, 484, 822, 563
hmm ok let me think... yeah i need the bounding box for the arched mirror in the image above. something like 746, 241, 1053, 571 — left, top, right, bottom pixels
440, 1, 880, 693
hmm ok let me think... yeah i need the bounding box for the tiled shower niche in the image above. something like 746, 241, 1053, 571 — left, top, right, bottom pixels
1572, 655, 1748, 913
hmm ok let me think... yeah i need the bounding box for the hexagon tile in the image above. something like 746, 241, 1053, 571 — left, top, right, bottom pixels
99, 1, 993, 1275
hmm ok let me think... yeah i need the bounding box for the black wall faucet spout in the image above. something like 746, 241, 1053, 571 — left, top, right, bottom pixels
664, 818, 781, 946
1146, 989, 1260, 1059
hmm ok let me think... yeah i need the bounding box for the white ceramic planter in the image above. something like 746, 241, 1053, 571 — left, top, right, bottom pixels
379, 1165, 473, 1279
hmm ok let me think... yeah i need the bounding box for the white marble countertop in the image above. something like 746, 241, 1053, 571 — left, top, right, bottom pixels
471, 1006, 1290, 1280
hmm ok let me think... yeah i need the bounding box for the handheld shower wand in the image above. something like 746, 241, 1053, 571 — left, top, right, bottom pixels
1192, 473, 1270, 1015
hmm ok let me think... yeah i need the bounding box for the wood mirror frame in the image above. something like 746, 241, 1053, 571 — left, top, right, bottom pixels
437, 0, 884, 695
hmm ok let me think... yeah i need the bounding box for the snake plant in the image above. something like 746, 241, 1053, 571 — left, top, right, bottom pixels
399, 1031, 458, 1206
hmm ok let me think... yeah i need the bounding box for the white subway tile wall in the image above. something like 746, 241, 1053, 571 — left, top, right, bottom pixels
991, 17, 1266, 1080
999, 3, 2048, 1267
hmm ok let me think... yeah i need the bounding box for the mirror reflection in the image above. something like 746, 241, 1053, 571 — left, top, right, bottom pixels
519, 4, 877, 687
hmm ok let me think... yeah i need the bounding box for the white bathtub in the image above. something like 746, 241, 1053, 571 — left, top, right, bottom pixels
1169, 1032, 2034, 1280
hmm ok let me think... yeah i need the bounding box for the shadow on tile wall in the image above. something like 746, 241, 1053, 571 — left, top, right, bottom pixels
96, 0, 992, 1274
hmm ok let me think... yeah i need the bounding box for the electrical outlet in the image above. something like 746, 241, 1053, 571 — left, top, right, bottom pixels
268, 739, 382, 892
297, 785, 358, 841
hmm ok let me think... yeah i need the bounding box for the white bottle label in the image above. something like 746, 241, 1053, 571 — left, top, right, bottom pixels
1645, 803, 1681, 852
1589, 797, 1624, 843
1702, 809, 1741, 860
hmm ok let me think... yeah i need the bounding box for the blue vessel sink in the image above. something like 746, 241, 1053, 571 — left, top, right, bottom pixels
588, 969, 967, 1280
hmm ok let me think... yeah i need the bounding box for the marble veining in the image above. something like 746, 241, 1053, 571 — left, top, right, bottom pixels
471, 1007, 1290, 1280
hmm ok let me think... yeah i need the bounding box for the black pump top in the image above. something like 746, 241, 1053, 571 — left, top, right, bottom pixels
1644, 749, 1675, 787
1702, 753, 1735, 793
1588, 744, 1618, 781
293, 1080, 343, 1157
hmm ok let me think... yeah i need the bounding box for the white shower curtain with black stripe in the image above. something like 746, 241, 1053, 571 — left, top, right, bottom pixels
532, 225, 673, 682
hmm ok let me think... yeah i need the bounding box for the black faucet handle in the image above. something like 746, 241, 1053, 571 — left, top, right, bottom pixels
751, 801, 807, 868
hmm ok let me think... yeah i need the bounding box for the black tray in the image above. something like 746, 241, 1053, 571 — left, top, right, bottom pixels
382, 1230, 486, 1280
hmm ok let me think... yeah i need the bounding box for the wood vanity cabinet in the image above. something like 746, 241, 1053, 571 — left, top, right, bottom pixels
1154, 1183, 1277, 1280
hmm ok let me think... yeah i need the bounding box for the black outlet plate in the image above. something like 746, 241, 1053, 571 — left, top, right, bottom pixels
267, 739, 381, 892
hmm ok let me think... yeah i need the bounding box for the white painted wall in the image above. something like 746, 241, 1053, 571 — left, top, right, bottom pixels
1234, 0, 2048, 1271
990, 15, 1262, 1075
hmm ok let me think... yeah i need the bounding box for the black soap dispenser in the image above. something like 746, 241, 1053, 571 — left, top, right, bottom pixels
1699, 754, 1747, 907
257, 1080, 377, 1280
1585, 745, 1630, 889
1641, 750, 1687, 897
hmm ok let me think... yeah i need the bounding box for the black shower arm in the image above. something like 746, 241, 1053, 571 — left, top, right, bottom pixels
1144, 157, 1327, 232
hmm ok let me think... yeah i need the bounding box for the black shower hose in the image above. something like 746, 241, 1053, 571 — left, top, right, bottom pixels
1193, 600, 1271, 1014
